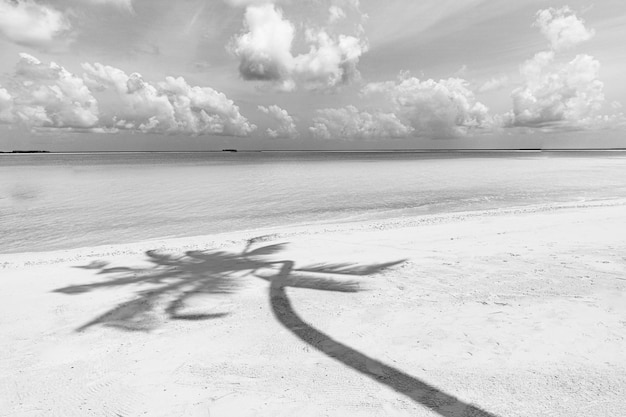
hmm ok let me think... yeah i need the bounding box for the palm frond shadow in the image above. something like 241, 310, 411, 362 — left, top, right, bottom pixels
58, 248, 256, 331
55, 243, 385, 332
56, 239, 498, 416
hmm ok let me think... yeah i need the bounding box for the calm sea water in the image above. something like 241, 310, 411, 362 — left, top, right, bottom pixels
1, 151, 626, 254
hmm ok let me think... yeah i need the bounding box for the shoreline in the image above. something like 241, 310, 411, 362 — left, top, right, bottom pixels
3, 197, 626, 269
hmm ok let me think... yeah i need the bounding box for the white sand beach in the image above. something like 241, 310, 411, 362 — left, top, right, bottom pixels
1, 202, 625, 417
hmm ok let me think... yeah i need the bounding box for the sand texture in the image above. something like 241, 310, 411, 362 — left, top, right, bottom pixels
1, 203, 625, 417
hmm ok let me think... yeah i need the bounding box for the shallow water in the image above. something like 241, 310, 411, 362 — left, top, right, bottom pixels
2, 151, 626, 253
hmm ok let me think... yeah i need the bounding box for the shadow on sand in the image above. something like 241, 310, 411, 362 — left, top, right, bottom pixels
55, 238, 498, 417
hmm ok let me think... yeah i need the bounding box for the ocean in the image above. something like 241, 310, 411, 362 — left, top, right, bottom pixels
2, 151, 626, 254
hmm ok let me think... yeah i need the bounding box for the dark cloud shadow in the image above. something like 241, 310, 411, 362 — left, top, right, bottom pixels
55, 238, 498, 416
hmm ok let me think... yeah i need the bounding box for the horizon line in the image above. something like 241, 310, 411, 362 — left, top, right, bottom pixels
2, 148, 626, 154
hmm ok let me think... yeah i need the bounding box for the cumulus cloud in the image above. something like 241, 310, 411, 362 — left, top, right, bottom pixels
363, 76, 492, 137
504, 8, 607, 130
534, 6, 595, 51
229, 3, 368, 90
310, 105, 412, 140
294, 29, 368, 90
0, 0, 70, 46
229, 4, 295, 82
0, 53, 99, 129
506, 51, 604, 128
258, 104, 298, 138
82, 62, 256, 136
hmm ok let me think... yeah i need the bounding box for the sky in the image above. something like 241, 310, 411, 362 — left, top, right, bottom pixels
0, 0, 625, 151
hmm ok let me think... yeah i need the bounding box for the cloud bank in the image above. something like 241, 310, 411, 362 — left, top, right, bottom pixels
0, 53, 99, 128
83, 63, 256, 136
0, 54, 255, 136
310, 105, 412, 140
311, 76, 491, 140
363, 76, 492, 137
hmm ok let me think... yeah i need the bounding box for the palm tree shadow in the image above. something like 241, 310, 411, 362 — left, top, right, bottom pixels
261, 261, 498, 417
56, 238, 498, 416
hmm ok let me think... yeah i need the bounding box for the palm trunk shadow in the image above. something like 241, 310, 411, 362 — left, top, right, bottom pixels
266, 261, 499, 417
